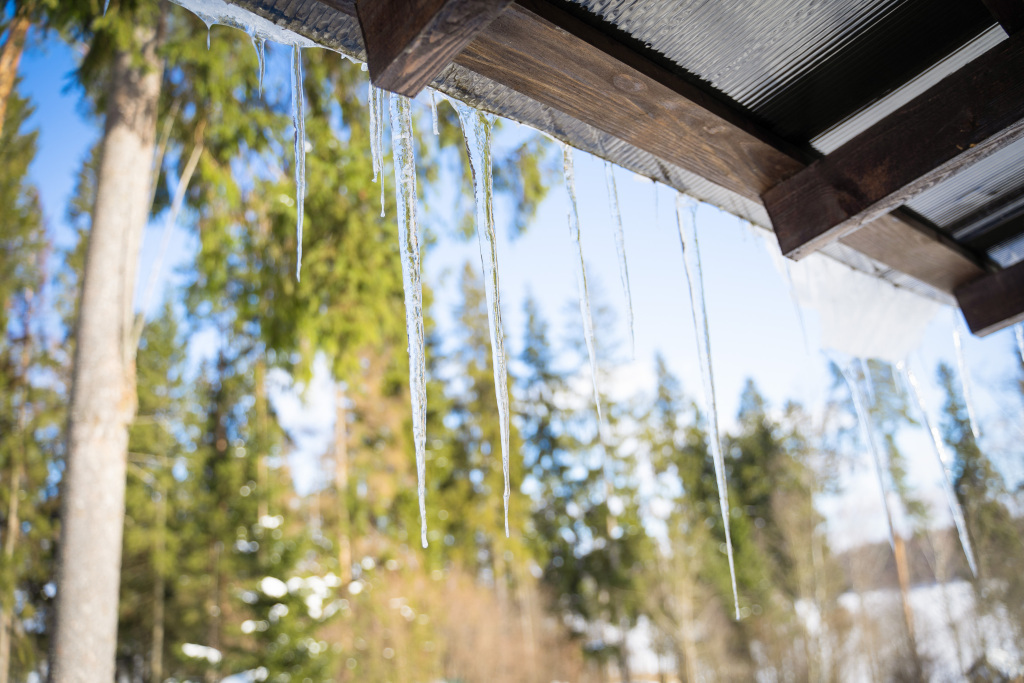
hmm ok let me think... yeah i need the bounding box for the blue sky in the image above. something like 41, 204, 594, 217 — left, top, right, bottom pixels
18, 26, 1024, 551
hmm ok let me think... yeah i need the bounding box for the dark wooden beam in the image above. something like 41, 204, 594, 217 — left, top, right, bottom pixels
955, 258, 1024, 335
453, 0, 807, 202
838, 212, 987, 293
356, 0, 511, 96
763, 30, 1024, 260
980, 0, 1024, 35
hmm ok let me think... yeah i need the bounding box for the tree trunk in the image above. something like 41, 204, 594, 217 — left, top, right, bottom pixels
893, 532, 922, 678
334, 385, 352, 580
0, 11, 30, 139
48, 19, 164, 683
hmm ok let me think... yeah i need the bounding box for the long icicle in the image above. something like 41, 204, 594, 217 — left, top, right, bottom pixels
562, 145, 603, 424
675, 195, 739, 619
860, 357, 876, 406
390, 93, 429, 548
952, 311, 981, 441
454, 102, 512, 537
251, 32, 266, 96
604, 161, 635, 359
836, 358, 898, 553
375, 86, 386, 217
1016, 324, 1024, 365
430, 91, 440, 136
899, 361, 978, 577
367, 77, 386, 217
290, 45, 306, 281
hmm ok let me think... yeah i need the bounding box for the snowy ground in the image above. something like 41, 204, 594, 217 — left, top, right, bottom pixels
616, 581, 1022, 683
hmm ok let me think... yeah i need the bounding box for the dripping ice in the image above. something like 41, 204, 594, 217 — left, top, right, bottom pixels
835, 358, 898, 553
453, 100, 512, 537
951, 312, 981, 441
390, 93, 429, 548
291, 45, 306, 281
675, 195, 739, 620
430, 91, 440, 136
247, 29, 266, 96
368, 78, 387, 218
899, 362, 978, 577
604, 161, 635, 359
561, 145, 604, 426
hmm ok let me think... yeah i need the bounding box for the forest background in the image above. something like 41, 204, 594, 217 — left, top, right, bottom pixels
2, 1, 1024, 681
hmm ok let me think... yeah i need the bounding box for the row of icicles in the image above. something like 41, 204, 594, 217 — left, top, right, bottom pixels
187, 17, 1010, 616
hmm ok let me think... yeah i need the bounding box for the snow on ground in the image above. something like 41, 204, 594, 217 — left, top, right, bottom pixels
618, 581, 1021, 683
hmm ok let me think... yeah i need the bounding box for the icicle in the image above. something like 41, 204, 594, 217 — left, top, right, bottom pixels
454, 102, 512, 537
368, 82, 387, 217
604, 161, 635, 359
652, 179, 659, 229
390, 93, 429, 549
368, 80, 380, 185
430, 91, 440, 136
836, 358, 897, 553
248, 31, 266, 97
290, 45, 306, 281
860, 357, 876, 406
1017, 324, 1024, 365
675, 195, 739, 620
899, 362, 978, 577
952, 312, 981, 441
561, 145, 603, 424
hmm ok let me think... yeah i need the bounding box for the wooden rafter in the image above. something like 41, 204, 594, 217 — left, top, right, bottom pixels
454, 0, 807, 201
356, 0, 511, 96
762, 31, 1024, 261
955, 258, 1024, 335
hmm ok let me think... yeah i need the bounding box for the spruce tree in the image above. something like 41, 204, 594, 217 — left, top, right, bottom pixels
0, 85, 61, 683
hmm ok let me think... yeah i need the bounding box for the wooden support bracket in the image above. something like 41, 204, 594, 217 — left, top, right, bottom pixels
955, 259, 1024, 335
357, 0, 511, 97
763, 30, 1024, 260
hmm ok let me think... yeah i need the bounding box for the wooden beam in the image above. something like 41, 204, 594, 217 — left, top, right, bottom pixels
763, 30, 1024, 260
980, 0, 1024, 35
356, 0, 511, 96
955, 259, 1024, 335
453, 0, 806, 202
838, 212, 987, 293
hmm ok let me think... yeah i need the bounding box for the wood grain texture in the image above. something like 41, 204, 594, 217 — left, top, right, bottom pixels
838, 212, 987, 293
454, 0, 806, 202
764, 30, 1024, 260
955, 258, 1024, 335
980, 0, 1024, 34
357, 0, 510, 96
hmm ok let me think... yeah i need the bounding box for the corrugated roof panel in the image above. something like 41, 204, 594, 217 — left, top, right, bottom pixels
810, 26, 1007, 154
564, 0, 996, 143
905, 135, 1024, 233
990, 233, 1024, 268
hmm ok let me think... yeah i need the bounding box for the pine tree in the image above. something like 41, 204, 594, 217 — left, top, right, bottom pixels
0, 85, 61, 683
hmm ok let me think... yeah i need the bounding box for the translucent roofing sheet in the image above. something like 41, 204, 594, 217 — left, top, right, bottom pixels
564, 0, 996, 143
905, 135, 1024, 235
